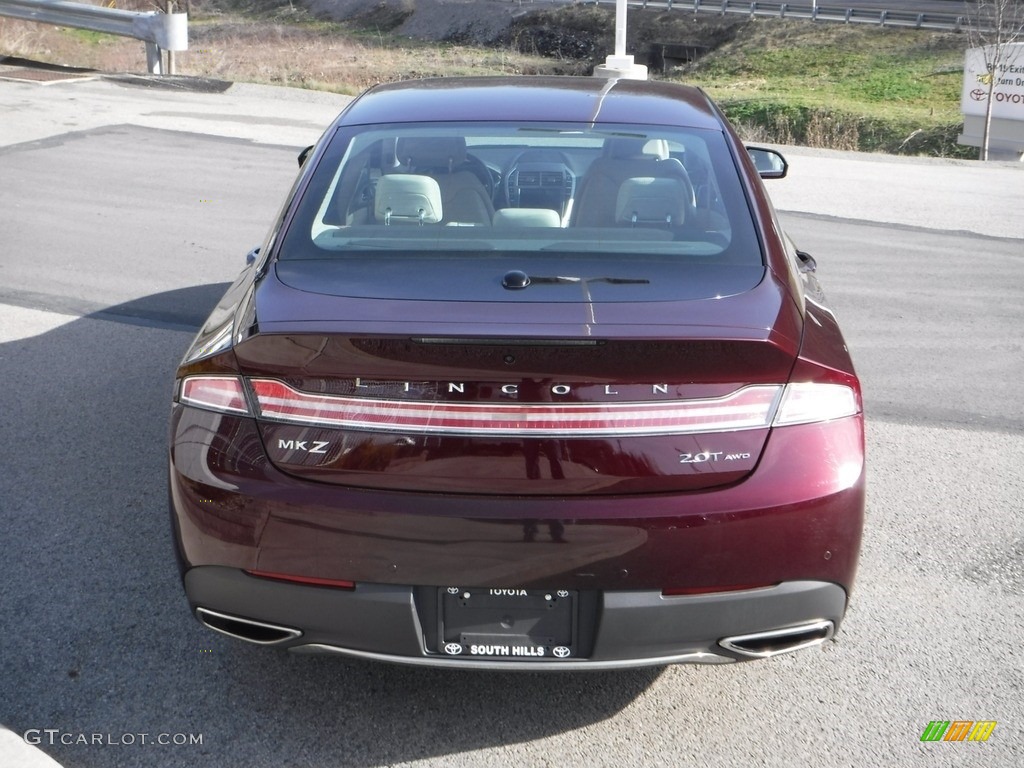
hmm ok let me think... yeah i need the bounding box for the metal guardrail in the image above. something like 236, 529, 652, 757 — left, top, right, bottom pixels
0, 0, 187, 74
518, 0, 967, 31
686, 1, 965, 31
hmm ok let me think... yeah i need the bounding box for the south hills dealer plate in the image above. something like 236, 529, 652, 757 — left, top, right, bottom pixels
438, 587, 577, 660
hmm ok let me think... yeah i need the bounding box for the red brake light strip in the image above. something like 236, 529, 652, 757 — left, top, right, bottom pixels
249, 378, 782, 437
180, 376, 250, 415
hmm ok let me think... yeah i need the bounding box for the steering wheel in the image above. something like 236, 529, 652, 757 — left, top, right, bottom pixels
462, 153, 496, 200
503, 149, 574, 208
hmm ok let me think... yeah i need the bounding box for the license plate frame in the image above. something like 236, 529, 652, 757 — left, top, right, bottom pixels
437, 587, 577, 661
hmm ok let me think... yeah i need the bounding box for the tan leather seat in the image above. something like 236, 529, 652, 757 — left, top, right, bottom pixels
374, 174, 443, 225
394, 137, 494, 226
615, 177, 688, 228
573, 138, 694, 228
492, 208, 561, 228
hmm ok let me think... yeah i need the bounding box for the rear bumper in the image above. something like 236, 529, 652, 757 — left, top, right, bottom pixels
169, 404, 863, 666
186, 566, 847, 669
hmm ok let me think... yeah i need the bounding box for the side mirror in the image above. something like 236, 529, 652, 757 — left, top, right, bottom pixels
298, 145, 314, 168
746, 146, 788, 179
796, 250, 817, 273
245, 246, 261, 266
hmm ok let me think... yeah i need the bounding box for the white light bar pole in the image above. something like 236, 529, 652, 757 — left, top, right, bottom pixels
614, 0, 627, 57
593, 0, 648, 80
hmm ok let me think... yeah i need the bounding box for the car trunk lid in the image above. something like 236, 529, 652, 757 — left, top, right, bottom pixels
234, 272, 800, 496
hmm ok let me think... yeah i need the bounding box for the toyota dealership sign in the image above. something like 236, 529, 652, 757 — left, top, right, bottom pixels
960, 43, 1024, 158
962, 43, 1024, 118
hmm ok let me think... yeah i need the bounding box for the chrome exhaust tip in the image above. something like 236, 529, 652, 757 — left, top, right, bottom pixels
196, 607, 302, 645
719, 620, 834, 659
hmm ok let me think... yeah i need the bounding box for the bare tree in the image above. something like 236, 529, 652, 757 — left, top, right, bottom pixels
964, 0, 1024, 160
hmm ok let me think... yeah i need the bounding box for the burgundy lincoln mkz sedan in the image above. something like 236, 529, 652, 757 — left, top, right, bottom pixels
169, 76, 864, 669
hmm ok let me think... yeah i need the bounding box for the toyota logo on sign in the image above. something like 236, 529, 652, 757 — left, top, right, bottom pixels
553, 646, 571, 658
970, 88, 988, 102
444, 643, 463, 655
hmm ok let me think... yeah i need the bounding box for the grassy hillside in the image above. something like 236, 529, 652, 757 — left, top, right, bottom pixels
499, 7, 970, 156
673, 19, 969, 156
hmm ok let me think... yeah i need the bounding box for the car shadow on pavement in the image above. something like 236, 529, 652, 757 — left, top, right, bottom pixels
0, 285, 662, 768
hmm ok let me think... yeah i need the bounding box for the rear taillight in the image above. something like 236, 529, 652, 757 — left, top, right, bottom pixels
772, 383, 859, 426
179, 376, 250, 415
248, 378, 783, 437
178, 377, 859, 432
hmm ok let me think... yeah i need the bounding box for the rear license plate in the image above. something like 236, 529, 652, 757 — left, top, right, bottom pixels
438, 587, 577, 660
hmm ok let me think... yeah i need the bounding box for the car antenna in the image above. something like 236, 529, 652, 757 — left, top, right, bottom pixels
593, 0, 648, 80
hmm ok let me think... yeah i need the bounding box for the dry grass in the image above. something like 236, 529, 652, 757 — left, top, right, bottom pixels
184, 19, 576, 92
0, 13, 581, 93
1, 17, 158, 70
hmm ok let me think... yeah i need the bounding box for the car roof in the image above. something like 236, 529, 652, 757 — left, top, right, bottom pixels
335, 76, 724, 131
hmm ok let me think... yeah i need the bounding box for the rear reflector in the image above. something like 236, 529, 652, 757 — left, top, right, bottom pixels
180, 376, 250, 415
662, 584, 775, 596
249, 379, 783, 437
245, 570, 356, 590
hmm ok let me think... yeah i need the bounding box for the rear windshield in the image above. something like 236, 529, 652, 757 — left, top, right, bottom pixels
279, 122, 761, 267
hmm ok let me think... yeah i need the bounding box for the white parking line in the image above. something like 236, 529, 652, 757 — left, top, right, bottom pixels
0, 726, 63, 768
0, 305, 79, 343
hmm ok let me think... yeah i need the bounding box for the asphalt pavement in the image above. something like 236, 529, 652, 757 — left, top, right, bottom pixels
1, 74, 1022, 768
